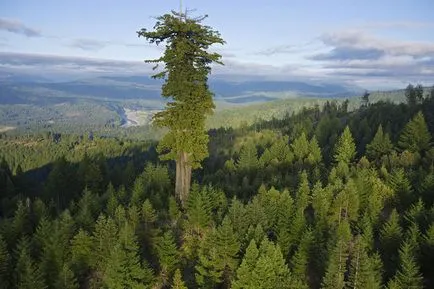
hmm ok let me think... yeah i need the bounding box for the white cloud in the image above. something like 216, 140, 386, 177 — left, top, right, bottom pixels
0, 18, 41, 37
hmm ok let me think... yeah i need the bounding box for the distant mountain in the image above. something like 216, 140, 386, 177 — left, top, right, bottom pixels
0, 72, 364, 106
0, 71, 53, 84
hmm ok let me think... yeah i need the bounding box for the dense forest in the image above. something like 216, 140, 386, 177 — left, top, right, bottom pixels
1, 83, 434, 288
2, 5, 434, 289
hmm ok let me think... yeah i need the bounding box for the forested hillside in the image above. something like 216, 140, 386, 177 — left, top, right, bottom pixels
1, 84, 434, 288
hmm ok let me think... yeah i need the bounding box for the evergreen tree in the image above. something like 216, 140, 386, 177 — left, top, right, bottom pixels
414, 84, 424, 104
366, 124, 394, 161
405, 84, 417, 106
292, 132, 310, 161
155, 231, 179, 284
321, 220, 351, 289
398, 111, 431, 153
361, 91, 370, 107
91, 215, 118, 272
334, 126, 356, 164
195, 217, 240, 287
70, 229, 93, 280
233, 238, 291, 289
422, 222, 434, 281
184, 185, 213, 258
103, 223, 154, 289
54, 263, 78, 289
393, 241, 423, 289
380, 209, 403, 279
14, 237, 46, 289
0, 235, 10, 289
290, 229, 313, 289
140, 199, 159, 254
130, 175, 146, 207
138, 10, 225, 206
347, 236, 382, 289
296, 171, 310, 211
232, 239, 260, 289
237, 142, 259, 171
171, 269, 187, 289
308, 135, 323, 165
389, 169, 414, 209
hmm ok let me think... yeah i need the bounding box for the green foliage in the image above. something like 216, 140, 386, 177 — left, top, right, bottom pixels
171, 269, 187, 289
0, 235, 10, 289
138, 11, 224, 169
195, 217, 240, 287
54, 264, 79, 289
155, 231, 179, 282
237, 142, 259, 171
347, 236, 382, 289
103, 223, 154, 289
398, 111, 431, 153
233, 238, 291, 289
366, 124, 394, 161
321, 220, 351, 289
14, 237, 47, 289
334, 126, 356, 164
392, 241, 423, 289
290, 229, 313, 289
380, 209, 403, 279
2, 81, 434, 289
70, 229, 93, 278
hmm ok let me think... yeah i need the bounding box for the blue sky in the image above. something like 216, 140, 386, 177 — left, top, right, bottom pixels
1, 0, 434, 88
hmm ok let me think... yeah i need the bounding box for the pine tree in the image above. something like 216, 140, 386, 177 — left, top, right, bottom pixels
422, 222, 434, 281
292, 132, 310, 159
296, 171, 310, 211
168, 195, 182, 227
155, 231, 179, 284
334, 126, 356, 164
393, 241, 423, 289
233, 238, 291, 289
91, 215, 119, 272
405, 84, 417, 106
414, 84, 424, 104
290, 229, 313, 289
138, 10, 225, 206
398, 111, 431, 153
54, 263, 79, 289
12, 199, 31, 240
139, 199, 159, 257
130, 175, 146, 207
321, 220, 351, 289
171, 269, 187, 289
389, 168, 414, 209
185, 184, 213, 243
380, 209, 403, 279
14, 237, 47, 289
361, 91, 370, 107
70, 229, 93, 280
0, 235, 10, 289
103, 223, 154, 289
232, 239, 260, 289
237, 142, 259, 171
276, 190, 295, 257
255, 238, 292, 288
195, 217, 240, 287
347, 236, 382, 289
366, 125, 394, 161
307, 135, 323, 165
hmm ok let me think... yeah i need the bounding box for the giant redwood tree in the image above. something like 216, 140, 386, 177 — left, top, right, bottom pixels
137, 10, 225, 205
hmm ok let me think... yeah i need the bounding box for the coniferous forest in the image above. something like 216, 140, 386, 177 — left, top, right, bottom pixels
2, 9, 434, 289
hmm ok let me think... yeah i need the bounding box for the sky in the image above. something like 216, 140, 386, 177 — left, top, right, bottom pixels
1, 0, 434, 89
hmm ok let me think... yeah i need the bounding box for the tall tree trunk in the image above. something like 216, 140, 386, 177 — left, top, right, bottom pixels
176, 151, 192, 207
